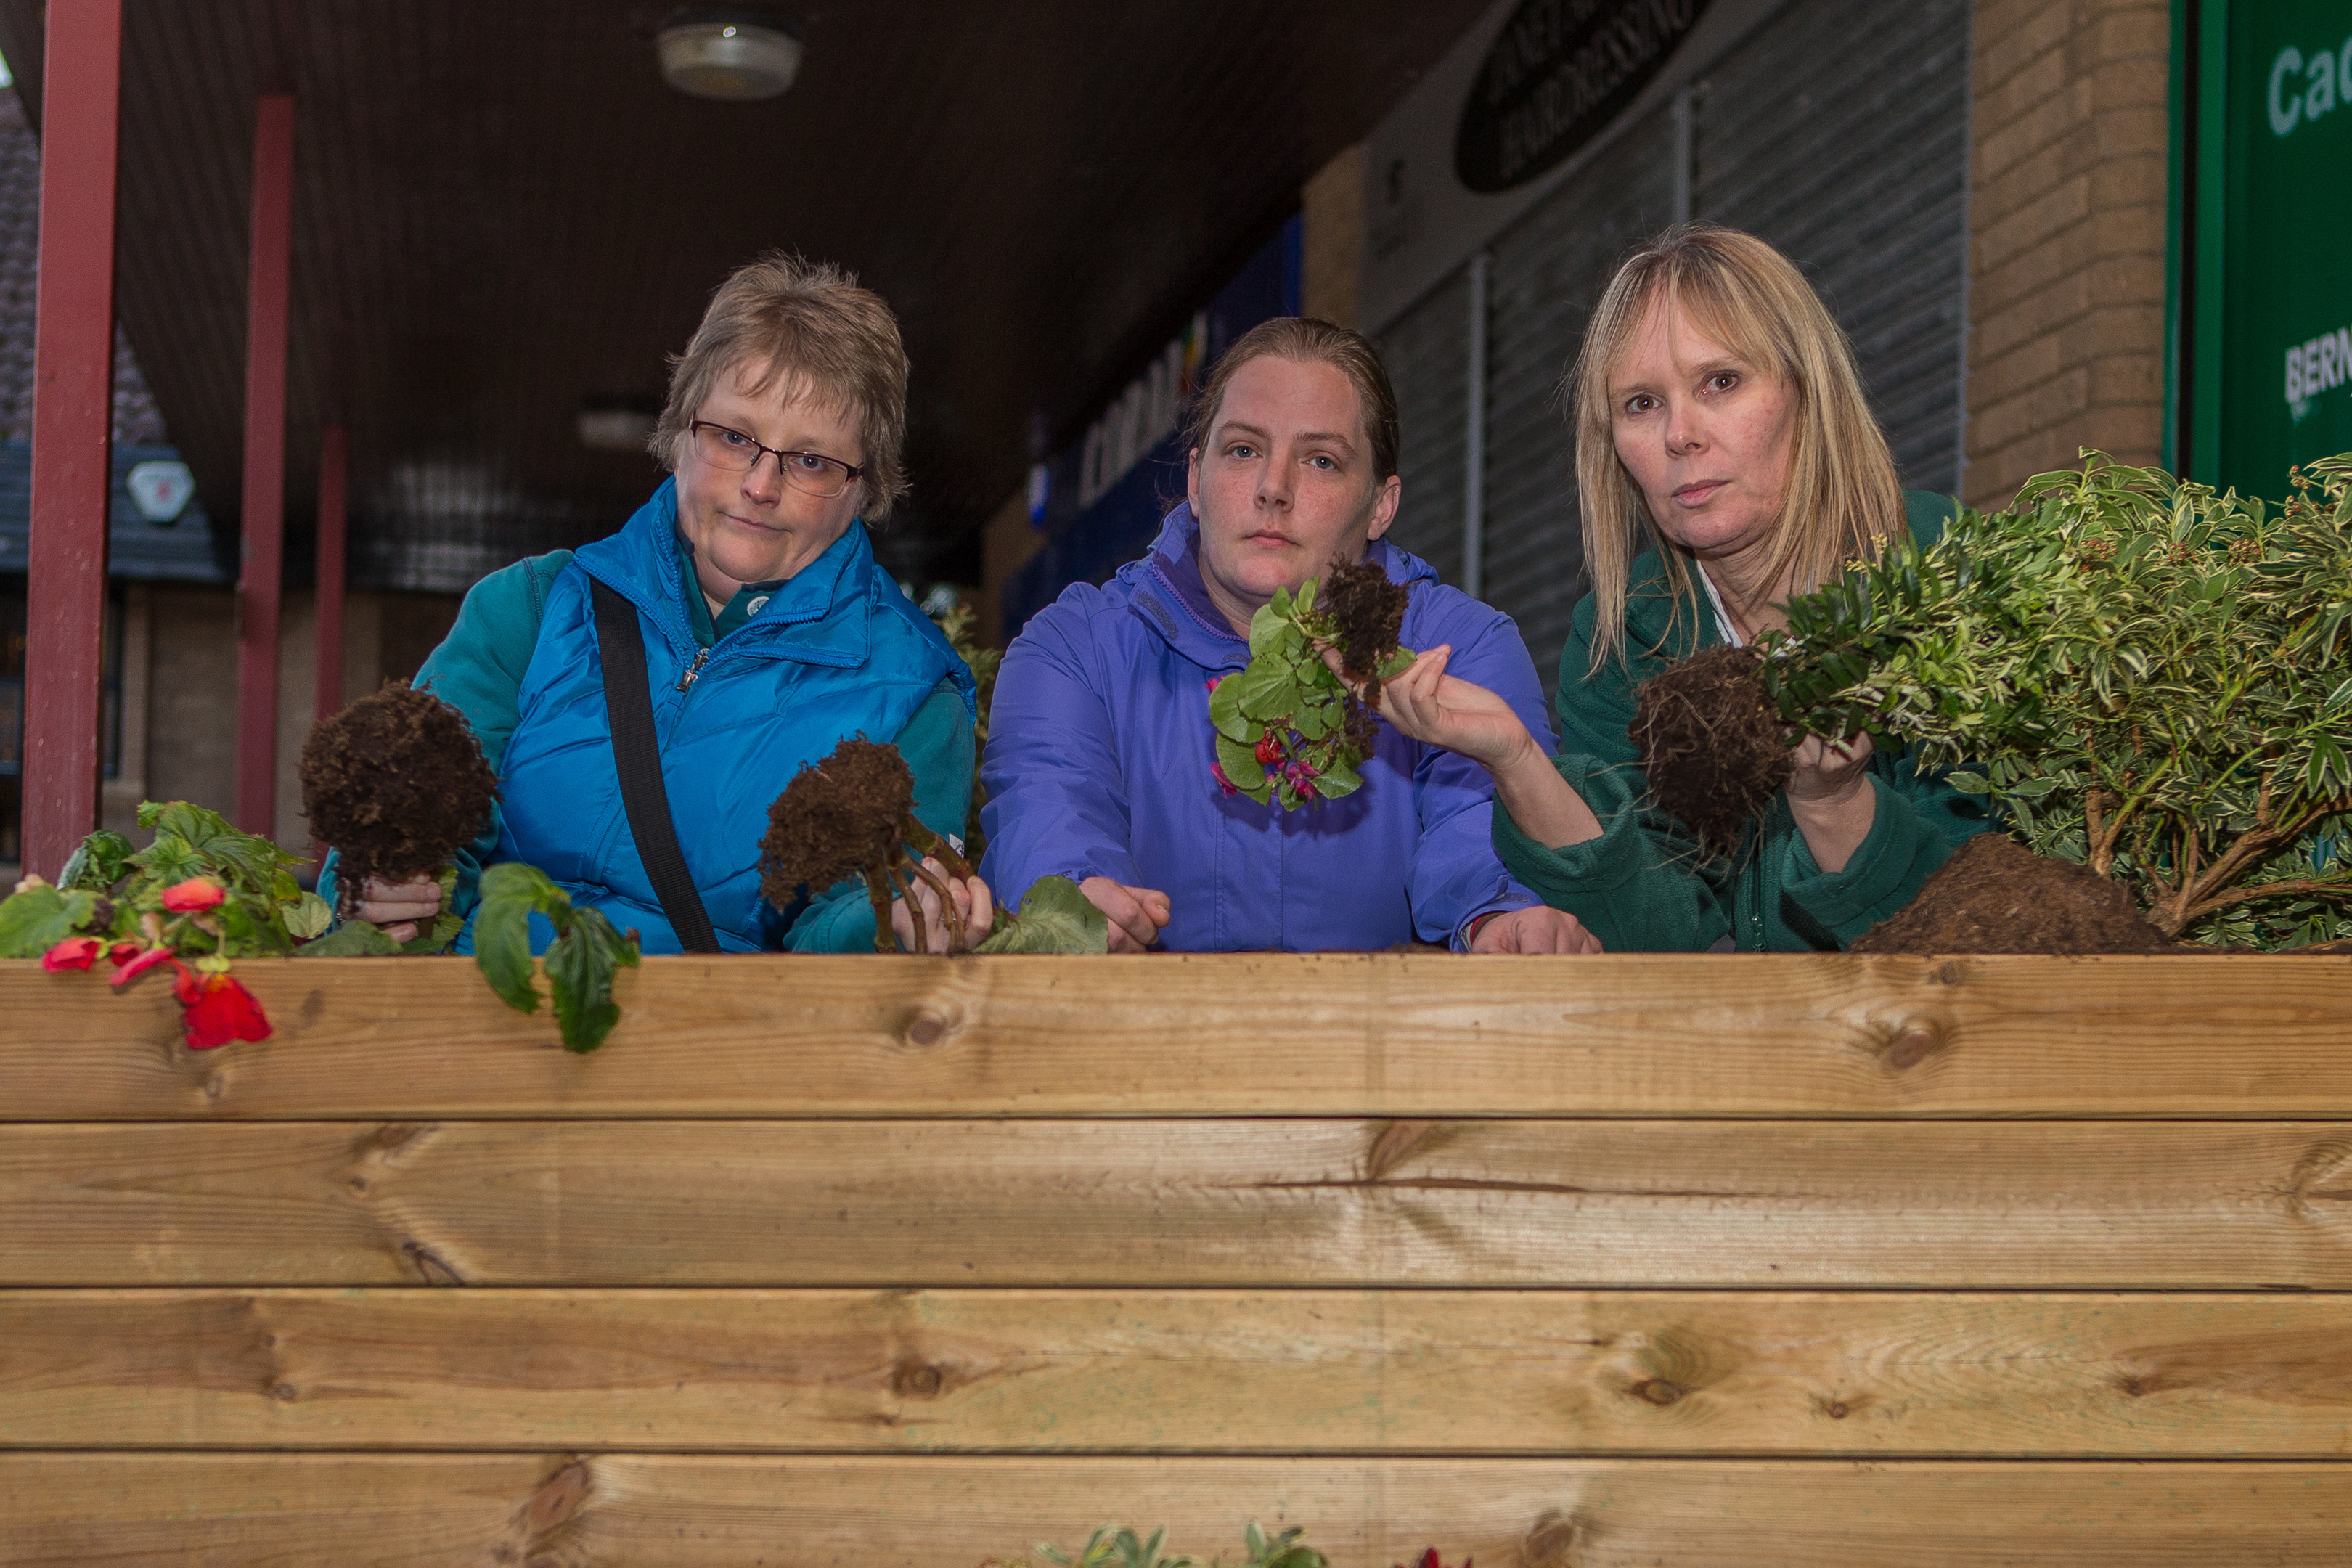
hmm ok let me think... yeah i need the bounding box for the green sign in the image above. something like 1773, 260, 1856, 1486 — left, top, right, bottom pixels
2179, 0, 2352, 493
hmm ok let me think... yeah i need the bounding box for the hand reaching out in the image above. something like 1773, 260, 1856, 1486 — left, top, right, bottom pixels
1328, 644, 1545, 775
891, 857, 997, 953
1079, 876, 1172, 952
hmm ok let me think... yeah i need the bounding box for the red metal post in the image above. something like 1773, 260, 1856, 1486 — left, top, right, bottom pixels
234, 94, 295, 838
313, 424, 346, 724
22, 0, 126, 878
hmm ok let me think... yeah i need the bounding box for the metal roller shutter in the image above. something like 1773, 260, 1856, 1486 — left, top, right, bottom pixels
1378, 266, 1471, 589
1482, 103, 1680, 697
1695, 0, 1973, 494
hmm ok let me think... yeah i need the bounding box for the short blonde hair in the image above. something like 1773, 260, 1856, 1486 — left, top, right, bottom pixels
653, 252, 911, 523
1566, 224, 1904, 669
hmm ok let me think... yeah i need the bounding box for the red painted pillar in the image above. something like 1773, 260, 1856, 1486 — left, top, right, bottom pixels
313, 424, 346, 724
22, 0, 125, 878
234, 94, 294, 838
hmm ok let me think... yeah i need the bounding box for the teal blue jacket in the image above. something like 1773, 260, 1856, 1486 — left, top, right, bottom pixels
1493, 491, 1992, 951
325, 483, 975, 953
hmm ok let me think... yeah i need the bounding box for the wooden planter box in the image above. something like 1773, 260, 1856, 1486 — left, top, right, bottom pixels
4, 952, 2351, 1564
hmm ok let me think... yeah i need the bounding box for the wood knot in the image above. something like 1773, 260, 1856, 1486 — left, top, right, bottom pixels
891, 1360, 946, 1397
402, 1239, 465, 1286
1881, 1021, 1948, 1071
204, 1072, 226, 1099
272, 1381, 300, 1403
905, 1015, 947, 1048
1520, 1507, 1594, 1568
2118, 1376, 2146, 1398
1631, 1377, 1683, 1406
1823, 1399, 1849, 1419
521, 1458, 593, 1534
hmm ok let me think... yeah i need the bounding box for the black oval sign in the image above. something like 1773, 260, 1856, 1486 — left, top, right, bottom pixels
1455, 0, 1712, 194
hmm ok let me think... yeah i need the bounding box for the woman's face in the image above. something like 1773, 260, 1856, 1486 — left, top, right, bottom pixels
1609, 291, 1795, 569
674, 362, 867, 590
1186, 355, 1401, 633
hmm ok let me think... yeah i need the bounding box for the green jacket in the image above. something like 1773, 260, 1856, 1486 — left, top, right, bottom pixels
1493, 491, 1990, 952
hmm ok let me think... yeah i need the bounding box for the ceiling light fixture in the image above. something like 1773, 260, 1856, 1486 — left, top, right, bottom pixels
657, 8, 804, 102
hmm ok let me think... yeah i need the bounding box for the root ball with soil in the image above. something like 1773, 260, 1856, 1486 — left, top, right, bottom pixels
1850, 833, 2173, 954
1630, 645, 1793, 858
300, 681, 499, 911
759, 737, 976, 952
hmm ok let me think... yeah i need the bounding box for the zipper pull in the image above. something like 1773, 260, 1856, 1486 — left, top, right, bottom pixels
675, 648, 710, 692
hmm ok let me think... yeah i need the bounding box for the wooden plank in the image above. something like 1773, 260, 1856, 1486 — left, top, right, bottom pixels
4, 952, 2349, 1122
6, 1119, 2351, 1287
7, 1289, 2352, 1455
4, 1455, 2349, 1566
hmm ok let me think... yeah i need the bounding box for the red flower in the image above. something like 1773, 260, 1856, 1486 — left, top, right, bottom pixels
1392, 1552, 1468, 1568
41, 936, 102, 971
171, 967, 272, 1050
1210, 760, 1241, 796
1255, 733, 1283, 765
108, 944, 181, 988
160, 877, 228, 912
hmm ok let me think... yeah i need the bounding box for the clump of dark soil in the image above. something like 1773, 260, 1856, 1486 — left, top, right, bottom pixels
1325, 555, 1409, 703
758, 737, 915, 907
300, 681, 499, 911
1850, 833, 2175, 954
1632, 645, 1792, 857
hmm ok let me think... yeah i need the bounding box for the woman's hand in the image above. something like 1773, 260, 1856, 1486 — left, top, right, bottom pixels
1785, 730, 1877, 874
1331, 645, 1604, 849
352, 873, 441, 944
1079, 876, 1171, 953
1468, 906, 1605, 954
890, 857, 997, 953
1340, 645, 1538, 774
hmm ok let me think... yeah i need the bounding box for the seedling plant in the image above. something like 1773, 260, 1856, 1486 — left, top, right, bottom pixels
1209, 558, 1413, 808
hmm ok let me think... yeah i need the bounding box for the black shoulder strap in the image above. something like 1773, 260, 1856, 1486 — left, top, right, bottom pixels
591, 579, 722, 953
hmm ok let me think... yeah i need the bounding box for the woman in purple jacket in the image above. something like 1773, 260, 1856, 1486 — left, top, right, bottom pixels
980, 318, 1601, 954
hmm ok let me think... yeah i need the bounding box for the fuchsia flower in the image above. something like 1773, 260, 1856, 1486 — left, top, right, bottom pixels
171, 967, 272, 1050
160, 877, 227, 912
40, 936, 102, 971
1394, 1551, 1469, 1568
1210, 760, 1241, 796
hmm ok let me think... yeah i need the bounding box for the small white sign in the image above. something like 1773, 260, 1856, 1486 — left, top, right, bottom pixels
126, 460, 195, 524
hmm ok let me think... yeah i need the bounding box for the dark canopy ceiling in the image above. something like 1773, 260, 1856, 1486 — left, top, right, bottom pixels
0, 0, 1487, 587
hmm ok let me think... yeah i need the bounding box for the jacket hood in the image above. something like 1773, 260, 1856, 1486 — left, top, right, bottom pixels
1126, 502, 1440, 671
571, 478, 876, 670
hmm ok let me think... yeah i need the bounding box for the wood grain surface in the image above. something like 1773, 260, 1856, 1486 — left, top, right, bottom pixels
7, 1118, 2352, 1287
5, 1288, 2351, 1455
4, 1454, 2349, 1566
6, 952, 2349, 1120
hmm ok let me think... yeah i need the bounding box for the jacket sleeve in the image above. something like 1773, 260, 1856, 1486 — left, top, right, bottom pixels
317, 550, 568, 920
783, 678, 976, 952
977, 592, 1145, 908
1489, 597, 1739, 952
1777, 751, 1990, 944
1403, 599, 1556, 948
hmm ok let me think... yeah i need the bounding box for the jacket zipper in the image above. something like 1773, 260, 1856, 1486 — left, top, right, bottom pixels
675, 649, 710, 691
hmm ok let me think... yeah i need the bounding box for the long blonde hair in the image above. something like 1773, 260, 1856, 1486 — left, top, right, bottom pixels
1567, 224, 1904, 669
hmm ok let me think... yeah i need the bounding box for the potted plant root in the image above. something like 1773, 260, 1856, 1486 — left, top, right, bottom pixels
759, 737, 1106, 953
1628, 452, 2352, 952
1208, 555, 1415, 807
298, 680, 502, 954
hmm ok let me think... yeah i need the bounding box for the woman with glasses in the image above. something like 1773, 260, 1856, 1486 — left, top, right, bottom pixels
329, 253, 987, 953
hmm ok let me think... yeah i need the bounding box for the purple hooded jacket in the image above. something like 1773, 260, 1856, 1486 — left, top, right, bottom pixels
979, 504, 1553, 951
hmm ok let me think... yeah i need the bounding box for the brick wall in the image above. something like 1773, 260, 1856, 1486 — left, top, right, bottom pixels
1965, 0, 2172, 508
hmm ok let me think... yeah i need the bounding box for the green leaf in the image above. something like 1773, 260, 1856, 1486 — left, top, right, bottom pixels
1216, 731, 1262, 789
1315, 756, 1364, 799
1233, 661, 1301, 722
402, 908, 465, 955
1946, 771, 1993, 794
1376, 644, 1416, 679
60, 830, 136, 891
134, 834, 206, 888
973, 874, 1111, 954
0, 886, 96, 958
1248, 601, 1286, 656
545, 911, 631, 1053
1207, 674, 1253, 740
471, 865, 549, 1014
283, 891, 334, 942
293, 919, 404, 957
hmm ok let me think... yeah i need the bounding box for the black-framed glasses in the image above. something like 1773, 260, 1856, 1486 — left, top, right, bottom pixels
689, 420, 865, 500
